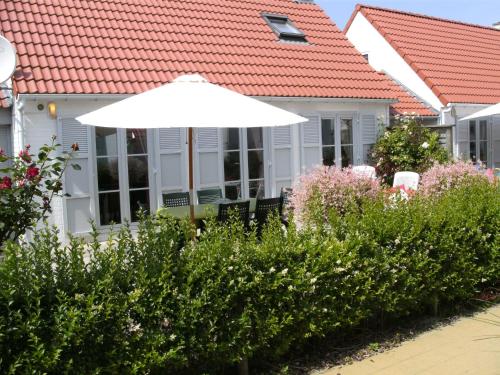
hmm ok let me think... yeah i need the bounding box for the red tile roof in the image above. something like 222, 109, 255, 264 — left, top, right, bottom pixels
346, 4, 500, 105
0, 0, 395, 100
381, 73, 437, 117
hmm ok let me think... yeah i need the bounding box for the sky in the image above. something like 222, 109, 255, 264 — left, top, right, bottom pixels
315, 0, 500, 30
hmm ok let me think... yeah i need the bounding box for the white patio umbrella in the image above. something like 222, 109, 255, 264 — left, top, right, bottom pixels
459, 103, 500, 121
76, 74, 307, 220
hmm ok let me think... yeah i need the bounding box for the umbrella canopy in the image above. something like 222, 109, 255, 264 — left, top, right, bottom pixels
76, 74, 307, 128
459, 103, 500, 122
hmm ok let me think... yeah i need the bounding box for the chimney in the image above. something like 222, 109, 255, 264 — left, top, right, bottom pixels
493, 22, 500, 30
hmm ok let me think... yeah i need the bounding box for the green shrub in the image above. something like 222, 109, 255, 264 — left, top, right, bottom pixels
372, 117, 449, 184
0, 180, 497, 373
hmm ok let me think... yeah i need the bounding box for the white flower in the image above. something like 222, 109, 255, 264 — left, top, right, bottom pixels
269, 267, 276, 273
169, 334, 177, 341
421, 142, 430, 149
281, 268, 288, 276
395, 238, 400, 245
310, 277, 317, 284
228, 266, 233, 271
288, 285, 294, 291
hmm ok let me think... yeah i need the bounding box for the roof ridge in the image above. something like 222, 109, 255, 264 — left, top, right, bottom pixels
356, 3, 500, 32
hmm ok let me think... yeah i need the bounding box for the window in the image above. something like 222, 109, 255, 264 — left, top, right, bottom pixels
321, 116, 355, 167
263, 14, 307, 43
362, 53, 369, 62
469, 119, 489, 165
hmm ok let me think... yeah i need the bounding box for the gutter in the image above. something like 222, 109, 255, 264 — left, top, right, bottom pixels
18, 93, 397, 105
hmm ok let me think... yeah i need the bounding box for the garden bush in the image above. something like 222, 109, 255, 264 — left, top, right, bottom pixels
372, 116, 449, 184
290, 165, 381, 225
419, 160, 497, 197
0, 179, 498, 373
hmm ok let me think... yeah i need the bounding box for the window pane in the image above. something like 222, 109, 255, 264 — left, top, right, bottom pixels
479, 141, 487, 162
97, 157, 119, 191
248, 150, 264, 179
322, 146, 335, 166
341, 145, 353, 168
127, 129, 148, 154
321, 118, 335, 145
224, 151, 240, 181
247, 128, 263, 149
99, 192, 121, 225
341, 118, 353, 145
128, 155, 149, 188
130, 189, 150, 222
469, 121, 476, 140
96, 127, 118, 156
480, 121, 487, 140
270, 18, 302, 35
223, 128, 240, 151
470, 142, 476, 161
225, 183, 241, 200
249, 180, 265, 199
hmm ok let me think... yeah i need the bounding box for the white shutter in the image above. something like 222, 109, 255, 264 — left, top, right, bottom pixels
271, 125, 293, 195
158, 128, 187, 193
195, 127, 221, 190
59, 117, 92, 234
456, 120, 470, 160
492, 116, 500, 168
360, 114, 377, 165
300, 115, 321, 172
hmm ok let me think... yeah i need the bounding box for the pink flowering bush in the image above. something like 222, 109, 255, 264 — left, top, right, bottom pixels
0, 136, 78, 247
419, 161, 497, 197
291, 165, 381, 225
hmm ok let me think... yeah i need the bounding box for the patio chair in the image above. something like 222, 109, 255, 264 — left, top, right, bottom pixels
217, 200, 250, 229
254, 197, 282, 237
163, 192, 190, 207
353, 165, 377, 179
197, 188, 222, 204
393, 171, 420, 191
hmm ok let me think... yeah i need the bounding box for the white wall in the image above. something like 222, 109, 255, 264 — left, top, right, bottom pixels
345, 12, 443, 111
16, 96, 389, 240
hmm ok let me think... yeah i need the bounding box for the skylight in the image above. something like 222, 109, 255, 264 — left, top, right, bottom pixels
263, 14, 307, 43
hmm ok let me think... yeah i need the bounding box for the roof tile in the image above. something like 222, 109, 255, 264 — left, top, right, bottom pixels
2, 0, 396, 100
352, 5, 500, 105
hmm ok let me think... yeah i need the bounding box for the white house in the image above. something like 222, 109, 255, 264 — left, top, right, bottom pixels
344, 4, 500, 167
0, 0, 397, 238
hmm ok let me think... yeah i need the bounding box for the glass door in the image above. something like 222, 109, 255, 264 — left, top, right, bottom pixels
469, 120, 488, 165
96, 127, 121, 225
95, 128, 152, 226
126, 129, 150, 222
321, 116, 354, 167
223, 128, 242, 200
246, 128, 265, 198
340, 117, 354, 168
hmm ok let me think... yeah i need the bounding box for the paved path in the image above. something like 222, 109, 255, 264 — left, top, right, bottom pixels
322, 304, 500, 375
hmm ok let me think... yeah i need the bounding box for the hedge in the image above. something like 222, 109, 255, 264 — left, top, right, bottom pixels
0, 180, 498, 373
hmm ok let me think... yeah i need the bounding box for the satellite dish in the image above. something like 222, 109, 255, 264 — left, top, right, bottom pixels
0, 35, 16, 84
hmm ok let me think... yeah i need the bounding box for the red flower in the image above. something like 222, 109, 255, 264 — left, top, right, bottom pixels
26, 166, 40, 180
0, 176, 12, 190
18, 149, 32, 163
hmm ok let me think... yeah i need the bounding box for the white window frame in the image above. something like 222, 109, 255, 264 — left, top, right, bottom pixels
320, 112, 358, 167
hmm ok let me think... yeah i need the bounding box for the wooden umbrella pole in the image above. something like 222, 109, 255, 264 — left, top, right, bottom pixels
188, 127, 195, 224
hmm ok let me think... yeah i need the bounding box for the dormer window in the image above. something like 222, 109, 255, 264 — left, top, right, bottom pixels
263, 13, 307, 43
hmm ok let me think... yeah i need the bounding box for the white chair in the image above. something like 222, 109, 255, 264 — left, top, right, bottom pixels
353, 165, 377, 179
393, 171, 420, 190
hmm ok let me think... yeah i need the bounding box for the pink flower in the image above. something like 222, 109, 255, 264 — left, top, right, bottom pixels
419, 161, 494, 197
0, 176, 12, 190
291, 165, 381, 224
26, 166, 40, 180
18, 149, 32, 163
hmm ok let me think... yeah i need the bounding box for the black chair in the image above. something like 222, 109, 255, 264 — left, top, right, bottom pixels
254, 197, 282, 236
197, 188, 222, 204
163, 192, 190, 207
217, 200, 250, 229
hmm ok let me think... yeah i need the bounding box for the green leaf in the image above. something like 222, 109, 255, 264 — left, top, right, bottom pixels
71, 164, 81, 171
